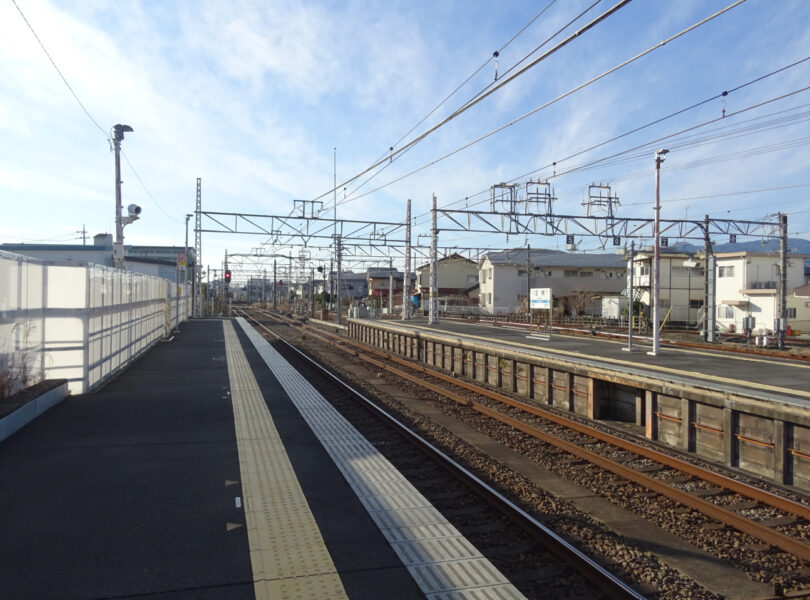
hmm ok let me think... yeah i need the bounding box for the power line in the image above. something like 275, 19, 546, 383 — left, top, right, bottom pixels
329, 0, 599, 212
314, 0, 633, 205
120, 151, 180, 223
341, 0, 749, 213
11, 0, 108, 139
12, 0, 178, 226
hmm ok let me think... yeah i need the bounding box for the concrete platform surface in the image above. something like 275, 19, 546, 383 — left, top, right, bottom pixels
363, 318, 810, 406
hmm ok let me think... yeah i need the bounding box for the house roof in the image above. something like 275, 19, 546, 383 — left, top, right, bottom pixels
415, 253, 477, 271
366, 268, 417, 280
483, 249, 625, 268
794, 284, 810, 297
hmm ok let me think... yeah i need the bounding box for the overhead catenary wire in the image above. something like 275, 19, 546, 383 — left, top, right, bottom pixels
407, 85, 810, 230
337, 0, 749, 217
325, 0, 601, 214
312, 0, 634, 205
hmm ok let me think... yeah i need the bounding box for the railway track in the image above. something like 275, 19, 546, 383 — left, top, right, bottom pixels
240, 308, 810, 597
237, 311, 648, 600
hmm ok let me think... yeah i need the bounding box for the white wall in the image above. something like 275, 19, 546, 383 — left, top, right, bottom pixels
0, 251, 189, 395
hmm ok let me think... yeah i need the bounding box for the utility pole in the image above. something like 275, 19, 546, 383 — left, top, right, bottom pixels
402, 199, 412, 320
76, 225, 87, 245
336, 236, 343, 325
273, 259, 277, 310
429, 193, 439, 325
526, 244, 531, 323
388, 257, 394, 315
623, 241, 635, 351
184, 214, 192, 320
112, 123, 133, 269
778, 213, 788, 349
224, 249, 229, 317
649, 149, 668, 356
310, 267, 315, 317
703, 215, 716, 343
194, 178, 202, 318
262, 269, 266, 309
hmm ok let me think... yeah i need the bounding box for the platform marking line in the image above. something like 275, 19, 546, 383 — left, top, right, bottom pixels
236, 317, 527, 600
392, 322, 810, 400
223, 321, 348, 600
654, 344, 810, 370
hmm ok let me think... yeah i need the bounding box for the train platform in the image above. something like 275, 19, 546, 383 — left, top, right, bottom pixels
0, 318, 523, 600
362, 317, 810, 406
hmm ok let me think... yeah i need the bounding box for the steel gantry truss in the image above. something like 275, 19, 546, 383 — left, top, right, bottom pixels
431, 195, 788, 346
435, 207, 783, 245
199, 210, 407, 246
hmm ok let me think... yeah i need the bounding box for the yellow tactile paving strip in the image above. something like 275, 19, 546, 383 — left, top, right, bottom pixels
223, 320, 348, 600
236, 318, 527, 600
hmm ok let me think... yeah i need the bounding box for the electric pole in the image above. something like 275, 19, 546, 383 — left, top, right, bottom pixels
649, 149, 668, 356
112, 123, 133, 269
429, 193, 438, 325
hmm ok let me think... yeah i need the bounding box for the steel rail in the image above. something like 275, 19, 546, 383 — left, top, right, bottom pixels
297, 312, 810, 521
248, 309, 810, 562
237, 309, 646, 600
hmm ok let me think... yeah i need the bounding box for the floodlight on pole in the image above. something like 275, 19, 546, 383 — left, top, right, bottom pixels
113, 123, 134, 269
648, 148, 668, 356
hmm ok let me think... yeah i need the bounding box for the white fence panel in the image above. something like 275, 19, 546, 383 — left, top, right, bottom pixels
0, 251, 181, 395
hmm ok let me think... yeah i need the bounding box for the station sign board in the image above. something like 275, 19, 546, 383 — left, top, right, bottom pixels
530, 287, 551, 309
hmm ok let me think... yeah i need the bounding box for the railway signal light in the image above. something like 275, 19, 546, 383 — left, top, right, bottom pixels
224, 270, 231, 288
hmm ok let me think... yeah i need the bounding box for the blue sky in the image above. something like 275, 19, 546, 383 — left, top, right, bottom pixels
2, 0, 810, 281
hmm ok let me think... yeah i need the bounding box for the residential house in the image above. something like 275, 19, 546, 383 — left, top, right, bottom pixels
415, 253, 479, 307
478, 249, 626, 315
366, 268, 417, 309
713, 251, 809, 333
628, 249, 705, 327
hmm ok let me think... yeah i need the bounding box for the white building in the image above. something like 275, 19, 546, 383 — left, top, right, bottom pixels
415, 253, 479, 306
628, 249, 705, 327
713, 251, 808, 333
478, 249, 626, 315
1, 233, 197, 283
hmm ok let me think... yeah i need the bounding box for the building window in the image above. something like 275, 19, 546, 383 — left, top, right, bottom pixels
467, 274, 477, 284
787, 307, 797, 318
518, 269, 527, 277
480, 271, 487, 283
689, 299, 703, 309
579, 271, 593, 278
564, 270, 577, 278
718, 266, 735, 278
639, 264, 650, 276
718, 306, 734, 319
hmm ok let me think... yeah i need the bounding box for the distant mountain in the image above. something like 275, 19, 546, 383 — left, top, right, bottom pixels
711, 238, 810, 255
664, 237, 810, 255
662, 238, 810, 270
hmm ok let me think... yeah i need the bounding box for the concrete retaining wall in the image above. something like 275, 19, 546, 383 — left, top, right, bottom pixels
348, 319, 810, 491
